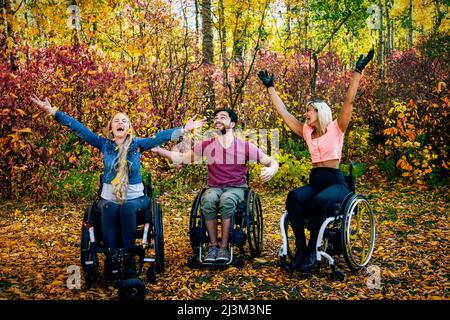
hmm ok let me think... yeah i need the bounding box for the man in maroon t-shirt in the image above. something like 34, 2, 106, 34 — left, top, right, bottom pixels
153, 108, 278, 262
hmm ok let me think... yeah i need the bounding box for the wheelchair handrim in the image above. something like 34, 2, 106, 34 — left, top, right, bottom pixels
246, 190, 263, 257
343, 195, 376, 270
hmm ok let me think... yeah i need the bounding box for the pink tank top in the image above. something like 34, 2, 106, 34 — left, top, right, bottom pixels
303, 120, 345, 163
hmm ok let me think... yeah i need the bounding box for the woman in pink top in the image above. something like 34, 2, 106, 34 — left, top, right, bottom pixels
258, 49, 374, 271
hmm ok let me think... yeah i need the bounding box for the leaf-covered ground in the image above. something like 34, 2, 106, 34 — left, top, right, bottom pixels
0, 179, 448, 300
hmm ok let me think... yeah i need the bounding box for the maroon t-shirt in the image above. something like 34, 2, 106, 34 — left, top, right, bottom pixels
193, 137, 266, 187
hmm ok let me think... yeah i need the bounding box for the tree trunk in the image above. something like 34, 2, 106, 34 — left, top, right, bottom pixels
285, 1, 291, 51
194, 0, 199, 36
378, 0, 384, 78
232, 20, 244, 64
0, 0, 6, 49
304, 0, 308, 50
232, 6, 248, 108
408, 0, 413, 47
218, 0, 227, 87
3, 0, 17, 70
390, 20, 394, 51
385, 0, 391, 56
433, 0, 444, 34
201, 0, 215, 110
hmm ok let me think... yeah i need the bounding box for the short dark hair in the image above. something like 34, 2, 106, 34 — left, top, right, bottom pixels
213, 108, 238, 124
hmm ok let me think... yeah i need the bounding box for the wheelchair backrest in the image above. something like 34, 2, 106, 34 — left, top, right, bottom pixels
344, 174, 355, 193
344, 162, 356, 193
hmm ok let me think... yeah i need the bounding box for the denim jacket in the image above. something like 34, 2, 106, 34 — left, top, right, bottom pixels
54, 111, 183, 184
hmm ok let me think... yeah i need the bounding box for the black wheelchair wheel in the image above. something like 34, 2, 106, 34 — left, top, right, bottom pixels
189, 189, 206, 251
245, 190, 263, 258
341, 194, 376, 272
153, 200, 165, 273
80, 203, 99, 286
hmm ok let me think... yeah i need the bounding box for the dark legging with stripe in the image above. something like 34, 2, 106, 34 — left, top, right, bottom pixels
286, 167, 349, 251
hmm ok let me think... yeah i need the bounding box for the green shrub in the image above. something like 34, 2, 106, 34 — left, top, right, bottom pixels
250, 149, 312, 190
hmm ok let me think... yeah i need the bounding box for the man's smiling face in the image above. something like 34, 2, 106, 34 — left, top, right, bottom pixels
213, 111, 234, 134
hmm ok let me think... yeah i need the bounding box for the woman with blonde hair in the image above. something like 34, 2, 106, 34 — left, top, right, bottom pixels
258, 49, 374, 271
30, 96, 206, 277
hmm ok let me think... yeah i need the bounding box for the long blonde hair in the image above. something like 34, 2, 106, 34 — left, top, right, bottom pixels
107, 113, 133, 203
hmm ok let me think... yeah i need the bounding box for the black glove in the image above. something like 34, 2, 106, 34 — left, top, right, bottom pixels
257, 70, 275, 88
354, 49, 374, 73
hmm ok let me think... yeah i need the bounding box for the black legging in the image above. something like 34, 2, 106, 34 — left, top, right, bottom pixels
286, 167, 349, 251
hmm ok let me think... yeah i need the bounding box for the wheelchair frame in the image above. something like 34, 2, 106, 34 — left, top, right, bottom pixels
187, 187, 263, 268
279, 163, 376, 280
80, 174, 165, 290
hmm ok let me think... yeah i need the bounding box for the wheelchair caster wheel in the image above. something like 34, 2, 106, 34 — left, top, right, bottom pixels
146, 263, 157, 284
233, 256, 244, 269
330, 269, 346, 282
117, 278, 147, 300
187, 255, 197, 269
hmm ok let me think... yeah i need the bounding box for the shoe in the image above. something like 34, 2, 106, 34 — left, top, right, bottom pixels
123, 254, 137, 279
104, 255, 120, 280
291, 239, 306, 270
298, 250, 317, 272
204, 247, 219, 262
216, 248, 230, 262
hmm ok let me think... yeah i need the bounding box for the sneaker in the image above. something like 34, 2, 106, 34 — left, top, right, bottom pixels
204, 247, 219, 262
216, 248, 230, 262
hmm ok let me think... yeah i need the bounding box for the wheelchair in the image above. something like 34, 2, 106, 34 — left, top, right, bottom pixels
80, 174, 164, 299
279, 163, 376, 281
187, 187, 263, 268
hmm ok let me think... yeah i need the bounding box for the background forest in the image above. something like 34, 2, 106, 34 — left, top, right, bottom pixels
0, 0, 448, 200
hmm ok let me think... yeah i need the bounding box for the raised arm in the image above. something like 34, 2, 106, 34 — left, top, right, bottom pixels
337, 49, 374, 132
151, 147, 194, 165
30, 95, 105, 149
137, 115, 206, 151
257, 71, 303, 137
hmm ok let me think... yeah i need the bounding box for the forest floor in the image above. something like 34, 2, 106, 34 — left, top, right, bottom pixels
0, 178, 448, 300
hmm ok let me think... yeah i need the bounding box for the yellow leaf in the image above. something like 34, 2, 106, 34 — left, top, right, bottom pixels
61, 88, 74, 93
111, 175, 119, 185
68, 155, 77, 164
19, 128, 32, 133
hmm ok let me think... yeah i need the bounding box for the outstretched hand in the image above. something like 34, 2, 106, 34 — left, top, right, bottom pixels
183, 114, 207, 133
30, 95, 56, 116
257, 70, 275, 88
354, 49, 374, 73
151, 147, 164, 154
260, 166, 277, 183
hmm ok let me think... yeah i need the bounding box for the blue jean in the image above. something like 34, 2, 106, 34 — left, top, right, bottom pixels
98, 196, 151, 250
